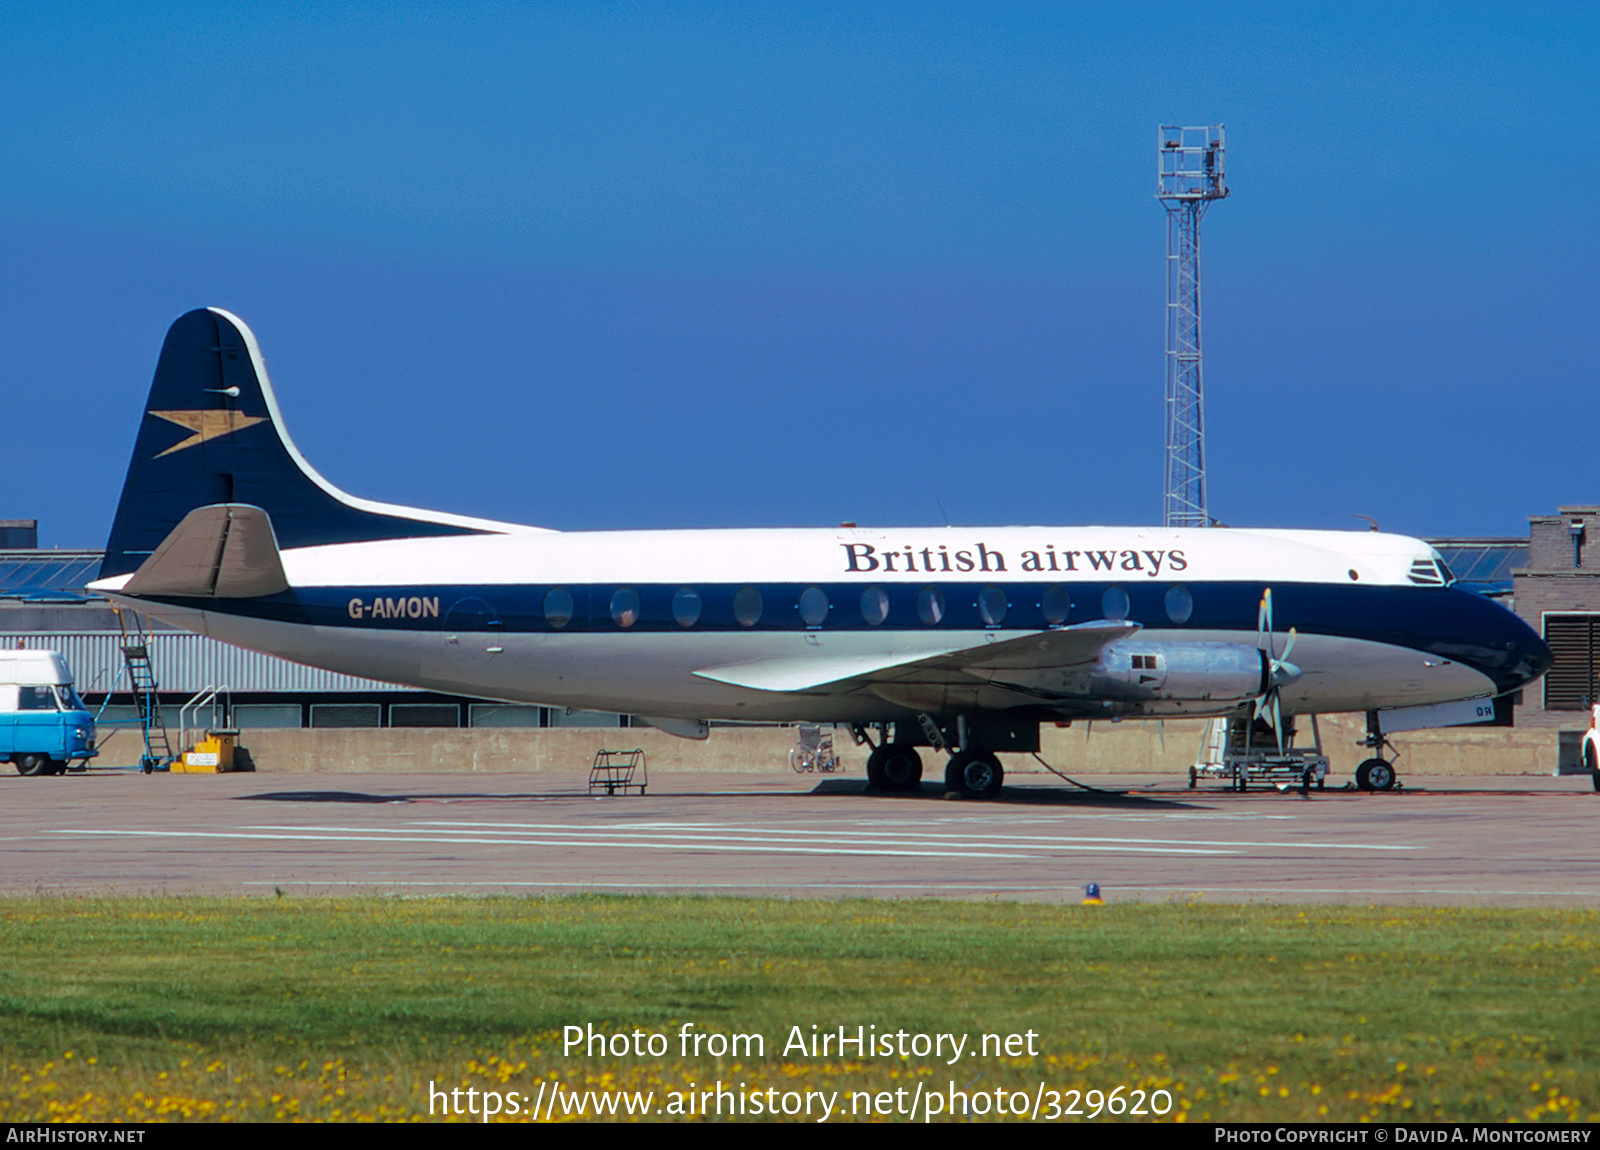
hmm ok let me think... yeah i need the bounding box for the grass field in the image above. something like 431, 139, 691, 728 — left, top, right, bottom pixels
1, 895, 1595, 1123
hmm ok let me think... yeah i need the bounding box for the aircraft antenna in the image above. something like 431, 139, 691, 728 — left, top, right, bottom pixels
1158, 125, 1228, 528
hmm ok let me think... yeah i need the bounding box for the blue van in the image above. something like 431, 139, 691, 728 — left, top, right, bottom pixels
0, 651, 97, 776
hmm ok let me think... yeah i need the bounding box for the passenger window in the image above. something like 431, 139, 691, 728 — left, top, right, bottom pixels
543, 587, 574, 629
1041, 584, 1071, 626
799, 586, 829, 627
1164, 584, 1193, 624
860, 586, 890, 626
978, 586, 1007, 627
610, 587, 641, 628
734, 586, 763, 627
1101, 585, 1130, 622
672, 587, 702, 628
916, 585, 945, 626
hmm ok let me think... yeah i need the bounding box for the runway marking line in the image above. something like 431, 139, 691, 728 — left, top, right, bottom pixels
395, 820, 1423, 852
42, 827, 1233, 859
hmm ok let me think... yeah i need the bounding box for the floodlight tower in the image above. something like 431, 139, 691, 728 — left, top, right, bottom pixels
1159, 125, 1228, 529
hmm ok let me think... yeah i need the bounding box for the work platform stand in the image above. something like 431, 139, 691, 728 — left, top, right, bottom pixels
1191, 714, 1331, 792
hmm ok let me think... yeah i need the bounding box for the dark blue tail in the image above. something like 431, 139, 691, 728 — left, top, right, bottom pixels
100, 308, 502, 580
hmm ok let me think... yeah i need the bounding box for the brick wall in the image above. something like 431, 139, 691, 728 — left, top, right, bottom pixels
1514, 506, 1600, 728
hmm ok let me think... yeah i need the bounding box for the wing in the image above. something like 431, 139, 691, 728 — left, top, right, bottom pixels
692, 619, 1139, 700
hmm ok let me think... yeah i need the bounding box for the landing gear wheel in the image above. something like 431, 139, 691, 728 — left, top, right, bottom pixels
1356, 758, 1396, 792
14, 754, 49, 777
945, 750, 1003, 799
866, 743, 922, 791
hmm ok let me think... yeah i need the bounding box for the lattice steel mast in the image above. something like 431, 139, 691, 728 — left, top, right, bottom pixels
1159, 125, 1228, 528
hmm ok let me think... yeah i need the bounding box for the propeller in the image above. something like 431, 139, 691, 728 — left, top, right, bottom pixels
1253, 588, 1303, 754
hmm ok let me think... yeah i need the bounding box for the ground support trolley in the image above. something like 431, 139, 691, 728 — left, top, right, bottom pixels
589, 748, 647, 796
1191, 714, 1330, 793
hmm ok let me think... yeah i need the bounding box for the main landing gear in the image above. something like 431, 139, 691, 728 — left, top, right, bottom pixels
944, 749, 1004, 799
865, 741, 923, 791
854, 718, 1010, 800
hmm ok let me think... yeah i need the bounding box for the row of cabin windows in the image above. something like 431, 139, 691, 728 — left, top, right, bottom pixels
538, 583, 1198, 630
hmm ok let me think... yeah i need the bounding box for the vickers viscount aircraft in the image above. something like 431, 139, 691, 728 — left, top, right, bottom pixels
91, 309, 1551, 796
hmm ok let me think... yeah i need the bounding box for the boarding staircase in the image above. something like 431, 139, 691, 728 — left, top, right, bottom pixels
115, 609, 173, 772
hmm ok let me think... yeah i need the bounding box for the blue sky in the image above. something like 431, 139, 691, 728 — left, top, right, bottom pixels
1, 3, 1594, 546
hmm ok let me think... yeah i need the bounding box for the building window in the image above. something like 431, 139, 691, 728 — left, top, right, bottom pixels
390, 704, 460, 728
1543, 614, 1600, 710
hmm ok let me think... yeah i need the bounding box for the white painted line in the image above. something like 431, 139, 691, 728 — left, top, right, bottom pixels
44, 827, 1233, 858
388, 820, 1420, 852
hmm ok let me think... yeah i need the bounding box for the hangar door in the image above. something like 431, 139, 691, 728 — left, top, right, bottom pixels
1543, 613, 1600, 710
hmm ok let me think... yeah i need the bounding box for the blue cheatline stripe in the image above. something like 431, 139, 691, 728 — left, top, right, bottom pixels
131, 579, 1548, 694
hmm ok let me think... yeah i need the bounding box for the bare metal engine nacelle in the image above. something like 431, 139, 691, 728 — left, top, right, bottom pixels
984, 642, 1268, 705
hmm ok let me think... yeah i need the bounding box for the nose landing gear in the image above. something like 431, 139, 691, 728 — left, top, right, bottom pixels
1357, 711, 1400, 792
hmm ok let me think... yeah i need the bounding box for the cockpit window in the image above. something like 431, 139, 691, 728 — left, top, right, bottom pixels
1408, 556, 1448, 586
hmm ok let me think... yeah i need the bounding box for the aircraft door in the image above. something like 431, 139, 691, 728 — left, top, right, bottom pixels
443, 596, 505, 672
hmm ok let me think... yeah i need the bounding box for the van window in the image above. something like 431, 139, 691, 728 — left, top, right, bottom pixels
54, 686, 84, 711
18, 686, 56, 711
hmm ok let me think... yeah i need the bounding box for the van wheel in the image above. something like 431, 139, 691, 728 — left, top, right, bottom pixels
14, 754, 49, 776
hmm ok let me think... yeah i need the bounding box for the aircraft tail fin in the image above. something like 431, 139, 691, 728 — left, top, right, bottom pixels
100, 308, 519, 580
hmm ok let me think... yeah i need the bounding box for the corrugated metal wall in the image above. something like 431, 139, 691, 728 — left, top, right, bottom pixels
1, 632, 408, 694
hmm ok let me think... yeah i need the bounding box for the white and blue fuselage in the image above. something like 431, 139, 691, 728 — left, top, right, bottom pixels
90, 309, 1549, 741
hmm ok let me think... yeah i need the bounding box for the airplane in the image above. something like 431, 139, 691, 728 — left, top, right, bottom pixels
90, 308, 1551, 797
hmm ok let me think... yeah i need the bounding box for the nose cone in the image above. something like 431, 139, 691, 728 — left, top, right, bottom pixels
1444, 590, 1551, 695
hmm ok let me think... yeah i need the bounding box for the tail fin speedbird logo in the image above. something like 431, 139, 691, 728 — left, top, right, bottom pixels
147, 409, 267, 457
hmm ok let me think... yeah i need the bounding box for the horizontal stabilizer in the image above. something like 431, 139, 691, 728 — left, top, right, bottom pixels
692, 620, 1139, 695
122, 504, 289, 599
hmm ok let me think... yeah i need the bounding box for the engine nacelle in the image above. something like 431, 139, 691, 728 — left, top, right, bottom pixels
985, 641, 1267, 705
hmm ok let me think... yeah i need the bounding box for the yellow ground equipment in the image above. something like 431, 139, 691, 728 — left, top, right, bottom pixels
171, 730, 239, 773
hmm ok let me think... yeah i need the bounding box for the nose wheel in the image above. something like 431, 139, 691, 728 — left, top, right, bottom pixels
1355, 758, 1396, 791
